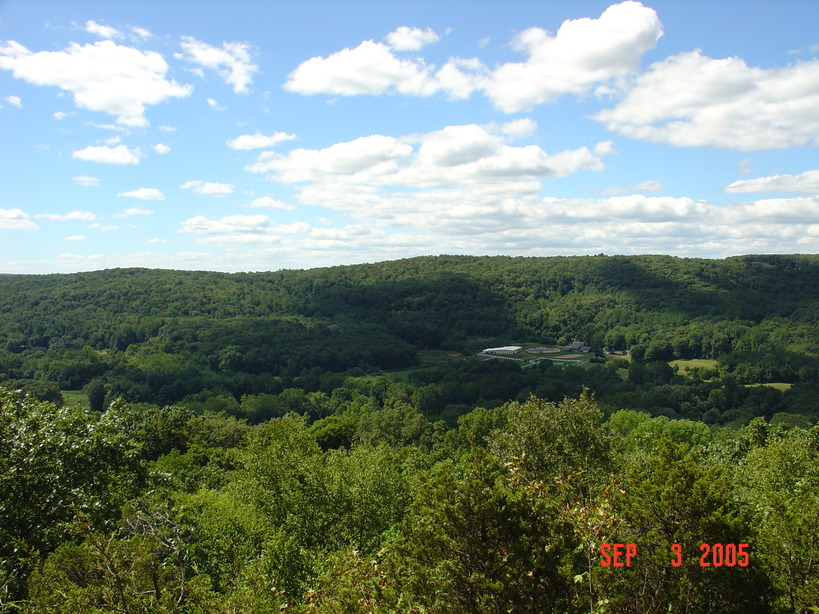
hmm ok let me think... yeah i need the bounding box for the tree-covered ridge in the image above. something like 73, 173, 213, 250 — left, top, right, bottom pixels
2, 254, 817, 353
1, 254, 818, 423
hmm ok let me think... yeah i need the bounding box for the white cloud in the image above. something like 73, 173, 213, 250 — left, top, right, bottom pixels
72, 175, 99, 186
37, 210, 96, 221
91, 222, 118, 231
385, 27, 440, 51
165, 193, 819, 263
180, 180, 234, 196
247, 122, 611, 187
179, 214, 277, 234
738, 158, 755, 174
153, 143, 171, 154
118, 187, 164, 200
3, 95, 21, 108
85, 20, 120, 39
158, 125, 176, 132
72, 144, 141, 164
0, 39, 192, 126
284, 1, 662, 111
148, 237, 168, 243
593, 51, 819, 150
115, 207, 154, 217
724, 169, 819, 194
248, 196, 296, 210
64, 234, 86, 241
178, 36, 258, 94
284, 39, 438, 97
227, 131, 296, 150
54, 111, 73, 120
0, 208, 38, 230
56, 253, 104, 268
601, 179, 663, 195
482, 1, 663, 111
248, 134, 414, 182
178, 215, 313, 246
207, 98, 226, 111
130, 26, 152, 40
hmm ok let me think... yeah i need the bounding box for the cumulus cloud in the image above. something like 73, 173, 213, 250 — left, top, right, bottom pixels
169, 194, 819, 263
284, 39, 438, 97
724, 169, 819, 194
64, 234, 86, 241
115, 207, 154, 217
0, 39, 192, 127
178, 215, 325, 246
284, 1, 662, 111
85, 20, 120, 39
601, 179, 663, 196
179, 214, 277, 235
178, 36, 258, 94
0, 208, 38, 230
118, 187, 164, 200
153, 143, 171, 154
56, 253, 104, 268
593, 51, 819, 150
226, 131, 296, 150
481, 1, 663, 111
180, 180, 234, 196
72, 176, 99, 186
91, 222, 118, 231
130, 26, 152, 40
3, 95, 21, 108
248, 196, 296, 210
385, 27, 440, 51
207, 98, 226, 111
37, 210, 96, 221
72, 144, 141, 164
247, 122, 611, 188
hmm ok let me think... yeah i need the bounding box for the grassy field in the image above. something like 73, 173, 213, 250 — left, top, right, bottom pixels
669, 359, 719, 373
62, 389, 89, 410
388, 350, 464, 379
745, 382, 793, 391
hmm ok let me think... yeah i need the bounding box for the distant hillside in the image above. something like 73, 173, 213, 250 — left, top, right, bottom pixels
1, 254, 818, 404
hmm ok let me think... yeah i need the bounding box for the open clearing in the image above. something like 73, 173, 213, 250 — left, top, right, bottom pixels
670, 359, 719, 373
746, 382, 793, 391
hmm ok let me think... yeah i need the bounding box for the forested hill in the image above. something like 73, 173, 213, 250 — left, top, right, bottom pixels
3, 253, 818, 349
1, 254, 818, 409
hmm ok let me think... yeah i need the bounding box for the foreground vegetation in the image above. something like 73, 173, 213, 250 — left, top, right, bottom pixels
2, 386, 817, 613
1, 254, 818, 611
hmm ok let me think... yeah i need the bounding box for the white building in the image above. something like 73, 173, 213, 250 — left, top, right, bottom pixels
482, 346, 523, 356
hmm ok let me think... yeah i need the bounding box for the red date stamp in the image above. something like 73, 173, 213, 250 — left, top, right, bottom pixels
601, 543, 749, 567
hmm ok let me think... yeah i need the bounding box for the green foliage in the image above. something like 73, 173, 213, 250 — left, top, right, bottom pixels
609, 438, 772, 613
387, 453, 575, 613
25, 505, 217, 614
0, 389, 145, 605
734, 427, 819, 612
490, 392, 612, 487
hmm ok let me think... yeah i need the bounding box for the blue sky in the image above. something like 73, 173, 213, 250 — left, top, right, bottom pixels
2, 0, 818, 273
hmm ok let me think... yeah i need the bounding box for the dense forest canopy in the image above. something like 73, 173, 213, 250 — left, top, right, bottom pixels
2, 254, 819, 611
1, 254, 817, 423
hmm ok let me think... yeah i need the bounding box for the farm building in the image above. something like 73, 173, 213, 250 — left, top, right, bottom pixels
482, 346, 523, 356
562, 341, 592, 353
528, 347, 559, 354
